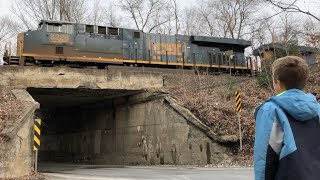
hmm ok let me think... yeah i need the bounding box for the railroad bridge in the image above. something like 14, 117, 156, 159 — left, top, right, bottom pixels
0, 65, 236, 178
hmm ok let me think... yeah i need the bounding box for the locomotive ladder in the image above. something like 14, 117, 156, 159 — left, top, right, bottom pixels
3, 42, 20, 65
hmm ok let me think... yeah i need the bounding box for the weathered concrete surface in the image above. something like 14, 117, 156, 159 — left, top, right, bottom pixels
40, 164, 254, 180
114, 93, 232, 165
0, 89, 39, 178
39, 92, 232, 166
0, 66, 163, 89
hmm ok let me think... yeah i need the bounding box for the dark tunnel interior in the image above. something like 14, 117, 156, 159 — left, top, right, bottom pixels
27, 88, 141, 164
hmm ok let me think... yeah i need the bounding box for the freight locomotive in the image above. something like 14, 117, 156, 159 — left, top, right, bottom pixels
3, 20, 252, 73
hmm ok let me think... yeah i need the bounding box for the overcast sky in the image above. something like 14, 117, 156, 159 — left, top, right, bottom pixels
0, 0, 195, 18
0, 0, 11, 16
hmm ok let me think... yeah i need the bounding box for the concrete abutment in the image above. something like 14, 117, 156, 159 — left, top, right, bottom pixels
0, 66, 235, 178
30, 89, 230, 166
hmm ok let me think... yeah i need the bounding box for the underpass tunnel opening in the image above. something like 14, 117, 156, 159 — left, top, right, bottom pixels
27, 88, 142, 165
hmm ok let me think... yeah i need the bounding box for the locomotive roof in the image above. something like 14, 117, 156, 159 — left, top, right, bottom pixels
38, 20, 251, 47
191, 36, 251, 47
40, 20, 75, 24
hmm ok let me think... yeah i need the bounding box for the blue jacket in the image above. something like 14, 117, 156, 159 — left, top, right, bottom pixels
254, 89, 320, 180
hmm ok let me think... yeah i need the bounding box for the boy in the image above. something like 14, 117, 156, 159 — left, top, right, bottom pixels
254, 56, 320, 180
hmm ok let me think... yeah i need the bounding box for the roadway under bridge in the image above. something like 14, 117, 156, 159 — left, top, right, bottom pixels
0, 66, 237, 178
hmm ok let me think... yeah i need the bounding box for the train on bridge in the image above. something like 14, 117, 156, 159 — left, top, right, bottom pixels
3, 20, 253, 73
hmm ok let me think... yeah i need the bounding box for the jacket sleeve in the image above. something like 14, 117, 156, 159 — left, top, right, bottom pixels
254, 103, 283, 180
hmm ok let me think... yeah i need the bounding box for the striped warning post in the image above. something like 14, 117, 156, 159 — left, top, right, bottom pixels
34, 119, 41, 151
235, 91, 241, 112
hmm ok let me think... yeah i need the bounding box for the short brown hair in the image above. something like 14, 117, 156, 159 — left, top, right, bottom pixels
272, 56, 309, 90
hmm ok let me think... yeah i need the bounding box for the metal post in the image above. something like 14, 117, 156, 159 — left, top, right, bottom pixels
35, 150, 38, 172
237, 113, 242, 151
235, 91, 242, 151
34, 118, 41, 172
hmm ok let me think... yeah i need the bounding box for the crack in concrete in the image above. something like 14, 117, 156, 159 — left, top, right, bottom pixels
16, 132, 23, 155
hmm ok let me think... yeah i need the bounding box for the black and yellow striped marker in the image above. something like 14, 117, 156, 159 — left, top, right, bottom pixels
235, 91, 241, 112
34, 119, 41, 151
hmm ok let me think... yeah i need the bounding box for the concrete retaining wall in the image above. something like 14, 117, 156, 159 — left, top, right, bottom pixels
40, 93, 233, 165
0, 90, 39, 178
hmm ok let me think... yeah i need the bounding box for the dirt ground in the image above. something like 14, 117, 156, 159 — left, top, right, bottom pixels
0, 172, 45, 180
0, 87, 23, 135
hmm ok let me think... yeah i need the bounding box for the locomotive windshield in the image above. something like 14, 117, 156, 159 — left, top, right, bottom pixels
46, 23, 73, 34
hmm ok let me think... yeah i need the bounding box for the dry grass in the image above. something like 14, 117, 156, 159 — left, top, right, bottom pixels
0, 87, 23, 134
165, 69, 320, 166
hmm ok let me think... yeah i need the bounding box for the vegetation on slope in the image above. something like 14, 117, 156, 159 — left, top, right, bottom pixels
165, 67, 319, 166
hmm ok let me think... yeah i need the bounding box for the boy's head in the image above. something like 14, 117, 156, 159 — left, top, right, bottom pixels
272, 56, 309, 94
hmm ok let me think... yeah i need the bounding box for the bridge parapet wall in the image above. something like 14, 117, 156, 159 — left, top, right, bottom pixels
0, 66, 163, 90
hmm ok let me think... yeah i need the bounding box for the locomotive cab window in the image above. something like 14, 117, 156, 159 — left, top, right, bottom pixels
134, 32, 140, 38
47, 24, 54, 32
47, 23, 72, 34
108, 27, 119, 36
60, 25, 66, 33
66, 24, 73, 34
98, 26, 106, 34
53, 24, 60, 32
85, 25, 94, 33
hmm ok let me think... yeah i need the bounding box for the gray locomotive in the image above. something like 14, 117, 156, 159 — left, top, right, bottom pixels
4, 20, 251, 72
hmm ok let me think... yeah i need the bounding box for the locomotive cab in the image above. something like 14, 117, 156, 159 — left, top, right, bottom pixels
20, 20, 75, 65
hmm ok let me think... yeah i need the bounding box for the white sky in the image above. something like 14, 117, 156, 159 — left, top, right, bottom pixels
0, 0, 194, 18
0, 0, 11, 17
0, 0, 318, 17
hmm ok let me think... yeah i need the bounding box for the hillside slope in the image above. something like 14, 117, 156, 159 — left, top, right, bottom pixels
165, 68, 320, 166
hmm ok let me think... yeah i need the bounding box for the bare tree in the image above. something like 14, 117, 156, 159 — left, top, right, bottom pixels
265, 0, 320, 22
12, 0, 87, 29
0, 17, 19, 44
262, 1, 320, 49
181, 6, 202, 36
303, 19, 320, 48
119, 0, 171, 32
180, 0, 258, 38
170, 0, 180, 34
88, 0, 107, 25
12, 0, 56, 29
214, 0, 258, 39
0, 16, 21, 65
105, 2, 124, 27
56, 0, 87, 22
197, 0, 216, 36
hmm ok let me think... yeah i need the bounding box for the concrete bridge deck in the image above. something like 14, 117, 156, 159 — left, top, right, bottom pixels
0, 66, 164, 89
0, 65, 236, 179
